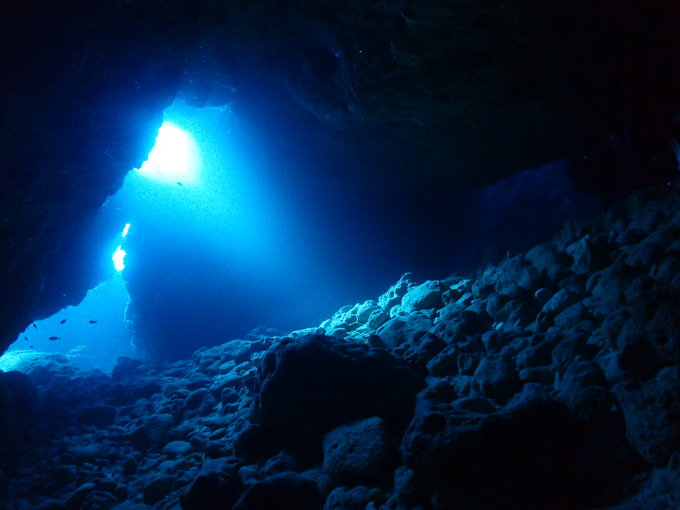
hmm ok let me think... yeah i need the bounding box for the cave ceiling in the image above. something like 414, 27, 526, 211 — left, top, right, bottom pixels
1, 0, 680, 353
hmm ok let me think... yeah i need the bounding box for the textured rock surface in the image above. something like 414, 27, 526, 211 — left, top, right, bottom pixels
322, 417, 390, 486
249, 335, 425, 463
2, 186, 680, 509
614, 366, 680, 467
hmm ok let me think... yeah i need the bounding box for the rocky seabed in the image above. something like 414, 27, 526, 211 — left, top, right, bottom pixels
1, 185, 680, 510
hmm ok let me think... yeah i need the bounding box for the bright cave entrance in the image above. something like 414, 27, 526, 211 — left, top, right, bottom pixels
0, 109, 208, 374
0, 98, 606, 374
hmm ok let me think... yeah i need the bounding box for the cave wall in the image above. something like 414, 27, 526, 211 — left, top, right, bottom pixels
2, 0, 680, 355
0, 0, 192, 350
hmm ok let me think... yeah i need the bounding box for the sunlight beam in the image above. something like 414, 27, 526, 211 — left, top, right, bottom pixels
136, 123, 201, 185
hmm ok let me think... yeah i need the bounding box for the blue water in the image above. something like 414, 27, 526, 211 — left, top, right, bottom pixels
1, 100, 603, 369
2, 273, 133, 374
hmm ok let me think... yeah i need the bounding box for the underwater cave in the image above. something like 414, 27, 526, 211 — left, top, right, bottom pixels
1, 0, 680, 509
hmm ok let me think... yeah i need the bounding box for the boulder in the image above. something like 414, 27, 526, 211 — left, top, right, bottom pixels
377, 273, 415, 313
232, 472, 319, 510
614, 366, 680, 466
524, 243, 572, 281
162, 441, 193, 458
249, 335, 425, 463
565, 234, 610, 275
588, 260, 639, 319
112, 357, 144, 378
503, 302, 537, 332
491, 256, 544, 294
471, 280, 495, 299
183, 388, 217, 419
430, 310, 490, 344
376, 315, 434, 349
485, 293, 512, 319
551, 220, 595, 253
471, 355, 522, 402
541, 287, 582, 317
394, 465, 427, 508
126, 413, 176, 452
626, 241, 666, 270
322, 417, 389, 485
427, 345, 462, 377
402, 332, 447, 373
628, 201, 667, 233
515, 333, 562, 369
401, 392, 602, 509
323, 486, 384, 510
401, 280, 447, 314
143, 473, 176, 506
261, 451, 298, 477
626, 287, 680, 363
180, 456, 243, 510
553, 302, 593, 329
356, 300, 382, 323
80, 490, 120, 510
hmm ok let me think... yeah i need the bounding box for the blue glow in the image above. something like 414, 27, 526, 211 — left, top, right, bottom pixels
106, 102, 365, 347
112, 245, 126, 271
122, 223, 130, 237
136, 123, 201, 185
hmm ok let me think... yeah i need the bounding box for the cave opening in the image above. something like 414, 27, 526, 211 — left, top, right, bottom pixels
135, 122, 201, 186
2, 98, 411, 369
0, 96, 606, 372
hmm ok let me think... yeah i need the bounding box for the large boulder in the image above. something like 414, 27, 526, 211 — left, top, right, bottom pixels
401, 389, 635, 509
614, 366, 680, 467
249, 334, 425, 463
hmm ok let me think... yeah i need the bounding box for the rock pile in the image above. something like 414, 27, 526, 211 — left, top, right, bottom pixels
1, 185, 680, 509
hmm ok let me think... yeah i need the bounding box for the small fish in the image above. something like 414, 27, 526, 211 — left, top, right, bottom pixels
29, 346, 34, 349
24, 336, 28, 341
177, 182, 183, 187
89, 320, 99, 324
60, 319, 67, 324
48, 336, 60, 341
33, 324, 38, 329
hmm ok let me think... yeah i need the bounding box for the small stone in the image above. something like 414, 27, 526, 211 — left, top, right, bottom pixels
534, 288, 554, 307
162, 440, 193, 458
